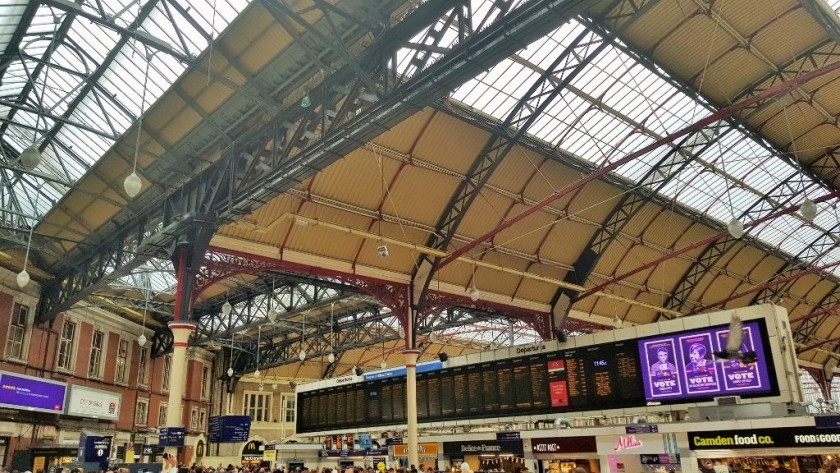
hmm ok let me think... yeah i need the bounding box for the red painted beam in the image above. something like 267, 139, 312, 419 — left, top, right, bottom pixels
687, 261, 840, 315
576, 190, 840, 301
436, 60, 840, 271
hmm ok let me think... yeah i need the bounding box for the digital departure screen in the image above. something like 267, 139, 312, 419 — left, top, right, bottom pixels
638, 320, 776, 402
296, 319, 778, 433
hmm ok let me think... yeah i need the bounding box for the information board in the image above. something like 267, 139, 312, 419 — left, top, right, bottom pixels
0, 371, 66, 413
296, 319, 778, 433
638, 320, 775, 402
208, 415, 251, 443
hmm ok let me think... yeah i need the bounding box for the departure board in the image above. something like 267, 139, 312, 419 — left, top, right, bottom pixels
417, 376, 429, 420
296, 319, 779, 433
452, 367, 468, 415
466, 365, 482, 414
440, 368, 455, 416
427, 372, 442, 419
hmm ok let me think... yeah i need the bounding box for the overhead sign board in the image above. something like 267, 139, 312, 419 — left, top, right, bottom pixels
208, 415, 251, 443
0, 371, 66, 413
364, 361, 443, 381
159, 427, 185, 447
66, 385, 121, 420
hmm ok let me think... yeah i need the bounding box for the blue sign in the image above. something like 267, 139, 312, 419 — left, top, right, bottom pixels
0, 371, 66, 413
816, 416, 840, 429
358, 434, 372, 450
626, 424, 659, 434
159, 427, 185, 447
208, 415, 251, 443
363, 361, 442, 381
79, 433, 111, 470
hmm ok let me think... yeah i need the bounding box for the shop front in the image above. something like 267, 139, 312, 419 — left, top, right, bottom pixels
688, 425, 840, 473
531, 436, 598, 473
443, 439, 525, 473
394, 442, 439, 470
242, 440, 265, 467
597, 431, 685, 473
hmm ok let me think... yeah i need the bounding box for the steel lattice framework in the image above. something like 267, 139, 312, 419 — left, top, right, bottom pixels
35, 0, 598, 324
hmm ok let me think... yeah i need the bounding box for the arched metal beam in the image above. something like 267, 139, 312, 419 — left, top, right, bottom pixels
412, 25, 611, 312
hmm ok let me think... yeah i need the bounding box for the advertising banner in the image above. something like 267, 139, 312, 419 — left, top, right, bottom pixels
638, 320, 773, 402
393, 443, 439, 457
66, 385, 121, 420
689, 427, 840, 449
0, 371, 66, 413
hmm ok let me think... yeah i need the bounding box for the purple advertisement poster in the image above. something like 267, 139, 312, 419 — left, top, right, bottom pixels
716, 326, 763, 391
638, 320, 774, 402
643, 339, 682, 398
0, 371, 66, 413
679, 333, 719, 394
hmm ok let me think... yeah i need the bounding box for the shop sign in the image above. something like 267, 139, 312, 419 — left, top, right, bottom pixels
66, 385, 121, 420
531, 437, 596, 454
263, 450, 277, 462
393, 443, 439, 457
614, 435, 643, 452
496, 432, 520, 441
626, 425, 658, 434
443, 440, 524, 456
815, 416, 840, 429
640, 454, 679, 465
689, 426, 840, 450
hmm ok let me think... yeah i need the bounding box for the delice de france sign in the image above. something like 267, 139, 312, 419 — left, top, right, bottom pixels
66, 385, 121, 420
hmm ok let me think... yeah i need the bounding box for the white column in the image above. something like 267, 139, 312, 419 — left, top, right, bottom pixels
165, 322, 196, 463
404, 348, 421, 469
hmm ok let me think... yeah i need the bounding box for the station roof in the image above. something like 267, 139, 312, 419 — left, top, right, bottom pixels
2, 0, 840, 377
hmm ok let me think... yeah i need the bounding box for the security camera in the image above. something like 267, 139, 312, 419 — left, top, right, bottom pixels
377, 244, 389, 258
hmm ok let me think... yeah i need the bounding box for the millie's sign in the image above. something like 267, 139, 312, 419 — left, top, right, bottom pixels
614, 435, 643, 452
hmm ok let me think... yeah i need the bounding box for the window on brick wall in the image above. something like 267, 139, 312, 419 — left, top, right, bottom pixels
56, 320, 76, 371
162, 355, 172, 391
135, 398, 149, 425
115, 339, 128, 384
243, 392, 271, 422
88, 330, 105, 378
158, 402, 168, 426
5, 303, 28, 360
138, 347, 149, 386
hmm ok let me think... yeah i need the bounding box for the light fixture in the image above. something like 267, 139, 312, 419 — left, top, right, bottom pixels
468, 285, 480, 302
16, 270, 29, 289
327, 302, 335, 363
328, 352, 335, 364
20, 145, 41, 171
800, 198, 817, 223
377, 244, 389, 258
138, 283, 149, 347
300, 91, 311, 108
272, 382, 278, 391
267, 278, 278, 322
468, 259, 480, 301
438, 353, 449, 362
727, 217, 744, 239
353, 366, 363, 376
613, 316, 623, 329
255, 326, 261, 379
227, 367, 234, 377
254, 369, 260, 378
299, 311, 307, 362
380, 359, 387, 370
268, 307, 278, 323
221, 299, 232, 316
258, 383, 264, 392
429, 332, 438, 343
17, 184, 42, 289
124, 50, 152, 198
299, 350, 307, 362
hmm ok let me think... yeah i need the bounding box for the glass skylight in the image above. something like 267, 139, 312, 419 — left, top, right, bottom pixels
443, 8, 840, 276
0, 0, 251, 222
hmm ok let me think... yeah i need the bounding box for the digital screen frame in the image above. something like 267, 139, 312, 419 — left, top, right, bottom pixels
0, 371, 67, 413
638, 319, 779, 403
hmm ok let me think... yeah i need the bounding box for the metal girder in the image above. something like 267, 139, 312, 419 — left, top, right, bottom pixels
35, 160, 232, 323
192, 278, 358, 345
0, 2, 38, 86
414, 25, 609, 313
37, 0, 597, 321
151, 326, 174, 358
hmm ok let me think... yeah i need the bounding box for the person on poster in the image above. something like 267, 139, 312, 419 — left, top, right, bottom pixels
650, 347, 677, 377
685, 343, 711, 373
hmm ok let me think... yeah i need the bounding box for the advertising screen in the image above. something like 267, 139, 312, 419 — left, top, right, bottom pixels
638, 320, 776, 402
0, 371, 66, 413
